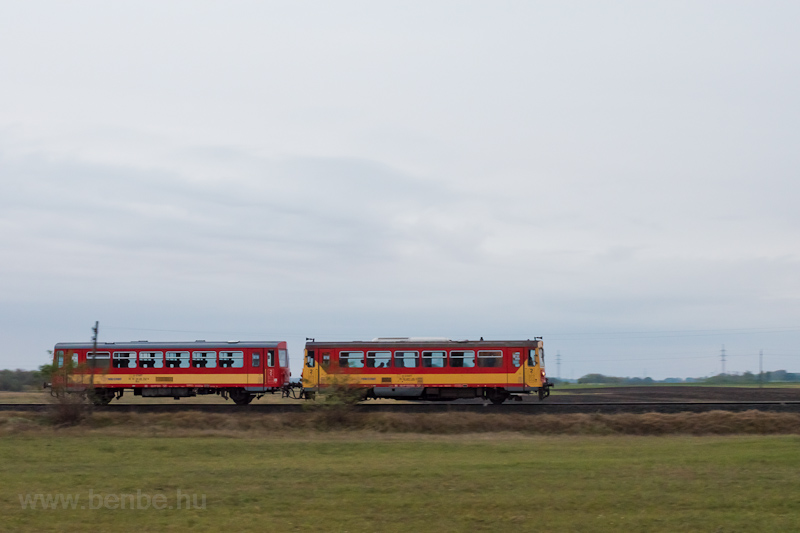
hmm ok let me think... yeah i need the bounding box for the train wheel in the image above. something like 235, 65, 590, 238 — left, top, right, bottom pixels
230, 389, 254, 405
90, 389, 114, 406
487, 390, 509, 405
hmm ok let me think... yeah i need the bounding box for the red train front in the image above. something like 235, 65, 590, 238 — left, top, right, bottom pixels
50, 340, 290, 405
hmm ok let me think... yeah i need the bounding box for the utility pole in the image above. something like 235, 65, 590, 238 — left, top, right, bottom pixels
720, 344, 726, 375
91, 321, 99, 356
556, 351, 561, 380
90, 321, 99, 390
759, 349, 763, 388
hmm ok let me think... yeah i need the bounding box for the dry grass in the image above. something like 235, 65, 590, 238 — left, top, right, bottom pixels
0, 390, 408, 405
3, 409, 800, 437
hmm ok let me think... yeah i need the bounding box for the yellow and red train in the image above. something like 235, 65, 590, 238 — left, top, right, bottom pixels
302, 337, 551, 404
49, 337, 552, 405
50, 340, 289, 405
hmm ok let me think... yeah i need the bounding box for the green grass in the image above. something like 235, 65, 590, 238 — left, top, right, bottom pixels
2, 434, 800, 532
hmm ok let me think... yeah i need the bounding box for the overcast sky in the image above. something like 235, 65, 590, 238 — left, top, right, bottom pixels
1, 1, 799, 379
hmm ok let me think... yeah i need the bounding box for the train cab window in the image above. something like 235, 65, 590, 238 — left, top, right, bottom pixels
252, 352, 260, 367
477, 350, 503, 368
268, 350, 275, 367
449, 350, 475, 368
219, 351, 244, 368
279, 349, 288, 367
87, 352, 111, 370
422, 351, 446, 368
512, 352, 521, 367
367, 351, 392, 368
113, 352, 137, 369
192, 351, 217, 368
339, 351, 364, 369
57, 351, 78, 369
139, 351, 164, 369
165, 351, 190, 369
394, 351, 418, 368
528, 349, 538, 367
305, 350, 314, 368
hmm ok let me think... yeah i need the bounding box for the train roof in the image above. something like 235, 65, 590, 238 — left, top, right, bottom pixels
306, 338, 543, 348
54, 341, 285, 351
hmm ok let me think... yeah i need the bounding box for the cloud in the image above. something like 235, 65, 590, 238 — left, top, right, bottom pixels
2, 3, 800, 378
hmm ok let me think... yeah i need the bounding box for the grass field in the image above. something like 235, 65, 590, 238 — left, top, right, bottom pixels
2, 430, 800, 532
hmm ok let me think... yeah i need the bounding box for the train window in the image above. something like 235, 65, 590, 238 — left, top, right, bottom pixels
366, 351, 392, 368
87, 352, 111, 370
165, 351, 190, 369
279, 349, 288, 367
57, 351, 78, 369
192, 351, 217, 368
252, 352, 260, 367
449, 351, 475, 368
113, 352, 137, 369
528, 349, 538, 366
394, 351, 418, 368
269, 350, 275, 367
512, 352, 521, 367
219, 351, 244, 368
477, 350, 503, 368
139, 351, 164, 368
305, 350, 314, 368
422, 351, 446, 368
339, 351, 364, 369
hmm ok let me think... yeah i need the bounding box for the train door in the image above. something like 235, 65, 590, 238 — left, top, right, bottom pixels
510, 349, 524, 389
523, 347, 539, 390
265, 349, 276, 387
303, 348, 319, 390
250, 350, 263, 389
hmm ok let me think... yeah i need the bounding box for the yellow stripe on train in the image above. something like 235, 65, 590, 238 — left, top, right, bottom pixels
312, 366, 543, 386
67, 374, 266, 386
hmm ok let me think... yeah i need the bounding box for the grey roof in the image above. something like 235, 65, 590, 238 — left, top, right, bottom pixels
306, 339, 543, 348
54, 341, 284, 351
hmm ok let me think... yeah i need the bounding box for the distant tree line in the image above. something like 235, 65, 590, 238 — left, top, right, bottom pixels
0, 369, 43, 391
575, 371, 800, 385
576, 373, 655, 385
703, 370, 800, 385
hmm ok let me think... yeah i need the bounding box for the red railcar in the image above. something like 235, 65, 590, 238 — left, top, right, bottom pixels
50, 340, 290, 405
302, 337, 551, 403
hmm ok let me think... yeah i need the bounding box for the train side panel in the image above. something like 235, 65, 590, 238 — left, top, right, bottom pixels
50, 341, 290, 405
302, 339, 551, 403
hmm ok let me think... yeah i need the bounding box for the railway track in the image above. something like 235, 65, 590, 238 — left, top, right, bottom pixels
4, 401, 800, 414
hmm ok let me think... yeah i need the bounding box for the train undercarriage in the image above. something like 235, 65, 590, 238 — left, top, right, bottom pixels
54, 386, 281, 406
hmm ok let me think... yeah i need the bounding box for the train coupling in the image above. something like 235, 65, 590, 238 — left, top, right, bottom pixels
282, 381, 313, 400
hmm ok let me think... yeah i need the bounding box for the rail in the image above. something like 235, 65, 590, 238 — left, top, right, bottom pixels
4, 401, 800, 414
